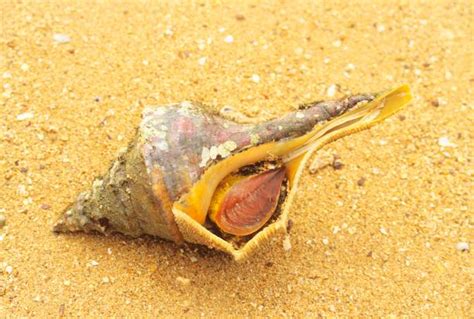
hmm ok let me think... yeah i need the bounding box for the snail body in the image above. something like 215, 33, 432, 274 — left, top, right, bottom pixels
54, 85, 412, 260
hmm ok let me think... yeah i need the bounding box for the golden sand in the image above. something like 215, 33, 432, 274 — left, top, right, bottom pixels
1, 1, 472, 317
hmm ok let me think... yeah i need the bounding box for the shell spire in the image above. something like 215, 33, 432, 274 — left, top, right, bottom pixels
54, 85, 412, 260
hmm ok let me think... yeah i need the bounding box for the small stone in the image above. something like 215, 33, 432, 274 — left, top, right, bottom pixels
251, 74, 260, 83
438, 136, 457, 148
357, 177, 366, 186
164, 27, 173, 37
53, 33, 71, 44
346, 63, 356, 71
20, 63, 29, 72
332, 158, 344, 170
5, 265, 13, 274
332, 39, 341, 47
190, 256, 198, 263
235, 14, 245, 21
455, 242, 469, 252
40, 203, 51, 210
63, 280, 71, 286
16, 112, 34, 121
0, 214, 5, 228
322, 237, 329, 245
176, 276, 191, 286
87, 260, 99, 267
379, 227, 388, 235
102, 276, 110, 284
33, 295, 41, 302
371, 167, 381, 175
282, 236, 292, 251
309, 151, 332, 174
198, 57, 207, 66
224, 35, 234, 43
326, 84, 338, 97
376, 23, 385, 32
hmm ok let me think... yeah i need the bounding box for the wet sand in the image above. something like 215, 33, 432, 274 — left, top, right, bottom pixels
1, 1, 472, 317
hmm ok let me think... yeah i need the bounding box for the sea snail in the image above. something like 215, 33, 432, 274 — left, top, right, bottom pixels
54, 85, 412, 260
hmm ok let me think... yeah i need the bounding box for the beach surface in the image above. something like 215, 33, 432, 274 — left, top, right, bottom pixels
1, 0, 472, 317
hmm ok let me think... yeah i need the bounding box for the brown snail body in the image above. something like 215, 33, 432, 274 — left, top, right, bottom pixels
54, 85, 412, 260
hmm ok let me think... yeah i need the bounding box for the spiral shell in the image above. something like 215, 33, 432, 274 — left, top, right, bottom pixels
54, 85, 412, 260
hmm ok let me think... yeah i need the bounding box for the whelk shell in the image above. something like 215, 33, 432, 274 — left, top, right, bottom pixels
54, 85, 412, 261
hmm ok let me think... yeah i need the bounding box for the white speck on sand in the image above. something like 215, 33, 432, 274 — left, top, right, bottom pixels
438, 136, 457, 148
455, 242, 469, 252
251, 74, 260, 83
326, 84, 338, 97
198, 57, 207, 66
16, 112, 34, 121
53, 33, 71, 43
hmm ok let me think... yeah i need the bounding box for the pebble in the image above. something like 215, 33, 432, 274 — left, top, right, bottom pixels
53, 33, 71, 44
332, 158, 344, 170
190, 256, 198, 263
438, 136, 457, 148
198, 57, 207, 66
20, 63, 29, 72
322, 237, 329, 245
371, 167, 381, 175
309, 151, 333, 174
326, 84, 338, 97
431, 99, 440, 107
376, 23, 386, 33
87, 260, 99, 267
40, 203, 51, 210
176, 276, 191, 286
379, 227, 389, 235
357, 177, 366, 186
0, 214, 5, 228
224, 35, 234, 43
16, 112, 34, 121
282, 236, 292, 251
251, 74, 260, 83
455, 242, 469, 252
63, 280, 71, 286
164, 27, 173, 37
5, 265, 13, 274
102, 276, 110, 284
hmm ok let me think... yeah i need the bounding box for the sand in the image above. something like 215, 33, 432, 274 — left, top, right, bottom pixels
1, 0, 472, 317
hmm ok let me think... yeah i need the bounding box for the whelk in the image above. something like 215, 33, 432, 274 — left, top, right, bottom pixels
54, 85, 412, 260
